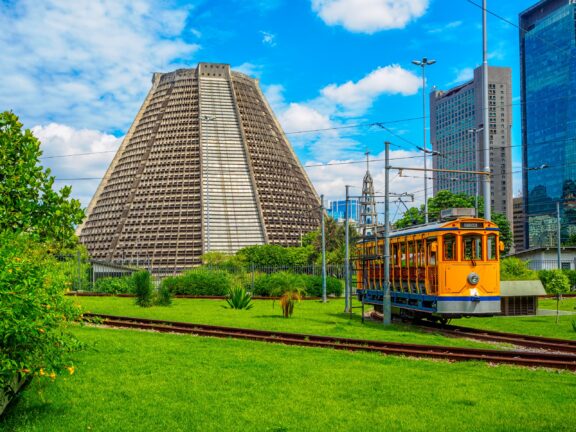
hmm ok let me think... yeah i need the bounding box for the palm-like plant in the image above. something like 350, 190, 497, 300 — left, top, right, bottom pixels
278, 288, 304, 318
225, 287, 254, 310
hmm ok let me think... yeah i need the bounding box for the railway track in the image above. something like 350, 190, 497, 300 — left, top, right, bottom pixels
369, 310, 576, 354
84, 313, 576, 371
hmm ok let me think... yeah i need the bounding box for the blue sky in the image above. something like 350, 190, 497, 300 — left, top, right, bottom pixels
0, 0, 537, 214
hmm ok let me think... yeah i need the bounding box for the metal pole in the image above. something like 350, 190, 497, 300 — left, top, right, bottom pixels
482, 0, 491, 221
474, 131, 480, 217
344, 185, 350, 313
321, 194, 327, 303
422, 65, 429, 224
383, 141, 392, 325
76, 250, 82, 291
557, 201, 561, 270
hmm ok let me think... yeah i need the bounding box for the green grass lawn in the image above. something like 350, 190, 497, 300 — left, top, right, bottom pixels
73, 296, 497, 349
457, 298, 576, 340
2, 326, 576, 432
539, 296, 576, 312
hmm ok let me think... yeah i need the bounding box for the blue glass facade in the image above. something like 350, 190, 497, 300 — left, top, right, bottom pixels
327, 199, 359, 222
521, 0, 576, 247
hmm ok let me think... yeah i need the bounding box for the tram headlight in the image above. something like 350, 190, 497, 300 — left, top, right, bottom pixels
467, 272, 480, 285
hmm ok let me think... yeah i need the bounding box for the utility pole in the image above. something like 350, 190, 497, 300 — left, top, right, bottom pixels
344, 185, 350, 313
482, 0, 491, 221
383, 142, 392, 325
321, 194, 327, 303
412, 57, 436, 224
557, 201, 562, 270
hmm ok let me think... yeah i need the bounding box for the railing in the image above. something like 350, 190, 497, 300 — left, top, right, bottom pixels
57, 254, 355, 292
525, 259, 575, 271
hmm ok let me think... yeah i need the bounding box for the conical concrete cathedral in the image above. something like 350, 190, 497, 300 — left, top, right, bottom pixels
78, 63, 320, 272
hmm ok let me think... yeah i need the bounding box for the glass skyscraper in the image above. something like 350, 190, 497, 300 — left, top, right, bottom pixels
327, 199, 359, 223
520, 0, 576, 248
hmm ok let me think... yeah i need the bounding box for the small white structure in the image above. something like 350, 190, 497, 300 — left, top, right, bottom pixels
510, 246, 576, 270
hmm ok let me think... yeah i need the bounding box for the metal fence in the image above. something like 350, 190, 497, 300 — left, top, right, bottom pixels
57, 254, 354, 292
525, 259, 576, 271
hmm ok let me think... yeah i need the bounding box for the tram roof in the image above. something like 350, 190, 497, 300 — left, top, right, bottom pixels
360, 217, 499, 242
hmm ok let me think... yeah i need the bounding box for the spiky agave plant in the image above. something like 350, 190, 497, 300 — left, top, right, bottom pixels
279, 289, 304, 318
225, 286, 254, 310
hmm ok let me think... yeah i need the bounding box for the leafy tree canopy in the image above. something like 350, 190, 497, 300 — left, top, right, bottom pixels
393, 190, 512, 254
0, 112, 85, 249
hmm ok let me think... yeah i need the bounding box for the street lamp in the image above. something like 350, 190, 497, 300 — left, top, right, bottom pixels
412, 57, 436, 224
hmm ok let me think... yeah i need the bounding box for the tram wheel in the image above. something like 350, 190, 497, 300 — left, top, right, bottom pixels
438, 317, 450, 326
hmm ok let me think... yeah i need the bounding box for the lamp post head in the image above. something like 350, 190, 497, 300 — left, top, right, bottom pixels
426, 59, 436, 65
412, 60, 422, 66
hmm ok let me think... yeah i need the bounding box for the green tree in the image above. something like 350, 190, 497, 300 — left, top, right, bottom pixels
393, 190, 512, 254
0, 112, 84, 249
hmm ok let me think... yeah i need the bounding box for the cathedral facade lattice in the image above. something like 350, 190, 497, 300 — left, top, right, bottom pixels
78, 63, 320, 273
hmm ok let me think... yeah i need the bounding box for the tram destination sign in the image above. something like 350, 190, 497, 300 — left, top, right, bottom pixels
461, 222, 483, 229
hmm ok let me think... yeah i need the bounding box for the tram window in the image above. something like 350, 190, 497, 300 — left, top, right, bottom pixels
443, 234, 457, 261
463, 235, 483, 261
408, 242, 415, 266
427, 239, 437, 266
487, 234, 498, 260
400, 243, 406, 267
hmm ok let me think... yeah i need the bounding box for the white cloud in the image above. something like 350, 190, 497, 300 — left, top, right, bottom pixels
311, 0, 429, 34
32, 123, 122, 207
0, 0, 200, 132
450, 67, 474, 85
321, 65, 420, 113
265, 65, 420, 160
260, 31, 277, 46
280, 103, 332, 134
427, 20, 462, 34
233, 62, 263, 78
305, 148, 426, 219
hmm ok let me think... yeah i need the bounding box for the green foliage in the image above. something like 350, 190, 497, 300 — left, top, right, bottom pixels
0, 232, 83, 393
393, 190, 513, 254
491, 213, 513, 256
0, 112, 85, 249
561, 270, 576, 290
301, 275, 343, 297
572, 319, 576, 333
93, 276, 135, 294
155, 284, 172, 307
225, 287, 254, 310
539, 270, 570, 294
133, 271, 153, 307
236, 244, 316, 266
252, 272, 305, 297
500, 257, 539, 281
162, 268, 233, 296
251, 272, 342, 297
201, 252, 246, 272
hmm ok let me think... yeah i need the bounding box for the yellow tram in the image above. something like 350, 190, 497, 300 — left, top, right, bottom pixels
356, 209, 503, 320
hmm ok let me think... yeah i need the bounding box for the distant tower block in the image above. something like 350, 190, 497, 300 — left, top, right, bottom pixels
78, 63, 320, 272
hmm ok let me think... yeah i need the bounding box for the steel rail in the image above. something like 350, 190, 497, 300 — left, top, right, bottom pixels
369, 311, 576, 354
84, 313, 576, 371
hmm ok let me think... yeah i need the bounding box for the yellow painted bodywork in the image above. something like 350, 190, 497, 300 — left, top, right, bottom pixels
356, 217, 500, 298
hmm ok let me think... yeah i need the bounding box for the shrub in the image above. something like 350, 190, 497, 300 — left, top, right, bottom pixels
133, 271, 153, 307
562, 269, 576, 290
155, 284, 172, 306
225, 287, 254, 310
542, 270, 570, 295
0, 233, 83, 394
161, 268, 233, 296
93, 276, 134, 294
252, 272, 305, 297
500, 257, 538, 281
301, 275, 343, 297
